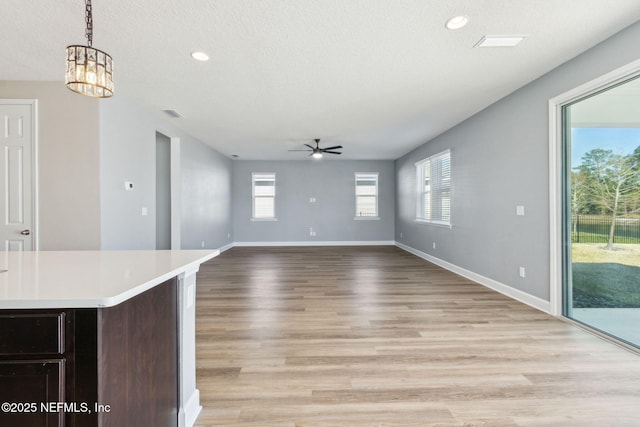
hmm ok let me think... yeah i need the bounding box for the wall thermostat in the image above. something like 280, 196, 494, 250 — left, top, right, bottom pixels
125, 181, 134, 191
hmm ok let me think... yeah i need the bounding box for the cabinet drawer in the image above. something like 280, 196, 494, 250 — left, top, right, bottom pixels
0, 312, 66, 356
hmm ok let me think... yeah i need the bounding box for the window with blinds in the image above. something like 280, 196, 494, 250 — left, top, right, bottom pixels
252, 173, 276, 219
415, 150, 451, 226
355, 172, 379, 218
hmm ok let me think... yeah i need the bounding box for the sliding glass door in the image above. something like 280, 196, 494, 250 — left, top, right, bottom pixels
563, 75, 640, 348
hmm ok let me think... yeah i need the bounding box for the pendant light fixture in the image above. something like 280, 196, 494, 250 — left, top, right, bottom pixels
65, 0, 114, 98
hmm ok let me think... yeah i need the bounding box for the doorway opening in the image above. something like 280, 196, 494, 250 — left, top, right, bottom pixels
156, 132, 172, 250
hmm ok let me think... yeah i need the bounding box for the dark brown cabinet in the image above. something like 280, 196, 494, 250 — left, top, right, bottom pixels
0, 360, 64, 427
0, 279, 178, 427
0, 311, 70, 427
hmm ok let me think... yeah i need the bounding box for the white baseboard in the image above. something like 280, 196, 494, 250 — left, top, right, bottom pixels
395, 241, 551, 314
179, 389, 202, 427
218, 242, 234, 252
233, 240, 395, 247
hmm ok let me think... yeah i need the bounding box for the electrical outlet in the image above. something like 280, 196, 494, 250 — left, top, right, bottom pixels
227, 233, 231, 239
141, 207, 148, 216
433, 242, 436, 249
400, 232, 403, 238
519, 267, 526, 278
201, 240, 205, 248
516, 205, 525, 216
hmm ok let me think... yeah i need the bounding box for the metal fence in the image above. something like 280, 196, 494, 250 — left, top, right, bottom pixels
571, 215, 640, 244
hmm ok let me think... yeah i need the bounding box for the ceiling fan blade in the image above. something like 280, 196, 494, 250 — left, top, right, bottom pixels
288, 149, 311, 151
323, 150, 342, 155
321, 145, 343, 150
304, 144, 315, 150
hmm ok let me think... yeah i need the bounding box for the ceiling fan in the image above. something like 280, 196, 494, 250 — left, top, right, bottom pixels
288, 139, 342, 159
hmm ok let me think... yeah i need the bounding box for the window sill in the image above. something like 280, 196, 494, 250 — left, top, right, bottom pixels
251, 218, 278, 222
415, 219, 452, 229
354, 216, 380, 221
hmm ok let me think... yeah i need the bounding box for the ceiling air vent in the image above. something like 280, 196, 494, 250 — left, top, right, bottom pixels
162, 109, 182, 118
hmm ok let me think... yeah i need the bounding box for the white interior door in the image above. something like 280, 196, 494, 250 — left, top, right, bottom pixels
0, 101, 35, 251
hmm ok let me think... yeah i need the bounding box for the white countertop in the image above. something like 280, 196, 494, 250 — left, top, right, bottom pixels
0, 250, 219, 309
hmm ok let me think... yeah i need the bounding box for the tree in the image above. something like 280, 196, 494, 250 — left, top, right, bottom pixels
571, 169, 590, 214
631, 146, 640, 215
570, 169, 590, 235
578, 148, 640, 250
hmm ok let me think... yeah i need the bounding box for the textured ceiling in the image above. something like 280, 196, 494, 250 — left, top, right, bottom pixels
2, 1, 640, 160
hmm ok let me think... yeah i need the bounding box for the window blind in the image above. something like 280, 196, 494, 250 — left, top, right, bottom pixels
355, 173, 378, 217
252, 173, 276, 219
416, 150, 451, 225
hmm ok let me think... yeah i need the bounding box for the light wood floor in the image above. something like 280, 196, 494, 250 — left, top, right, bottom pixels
193, 246, 640, 426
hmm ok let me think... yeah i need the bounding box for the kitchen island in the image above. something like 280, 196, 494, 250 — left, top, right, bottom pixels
0, 250, 218, 427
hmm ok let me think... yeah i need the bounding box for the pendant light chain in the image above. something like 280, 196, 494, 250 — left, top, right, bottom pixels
85, 0, 93, 47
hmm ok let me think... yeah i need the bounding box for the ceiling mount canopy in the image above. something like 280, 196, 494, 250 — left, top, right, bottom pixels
65, 0, 114, 98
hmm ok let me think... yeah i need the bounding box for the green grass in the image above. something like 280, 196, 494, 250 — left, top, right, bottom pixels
572, 244, 640, 266
571, 244, 640, 308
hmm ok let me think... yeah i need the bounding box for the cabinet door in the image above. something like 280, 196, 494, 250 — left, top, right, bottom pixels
0, 360, 64, 427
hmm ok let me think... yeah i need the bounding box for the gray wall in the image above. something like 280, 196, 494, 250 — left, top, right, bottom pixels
99, 93, 233, 250
0, 81, 102, 250
233, 160, 394, 243
99, 95, 156, 249
181, 136, 233, 250
395, 21, 640, 301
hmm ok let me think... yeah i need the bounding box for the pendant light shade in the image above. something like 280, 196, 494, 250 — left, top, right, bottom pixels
66, 46, 113, 97
65, 0, 114, 98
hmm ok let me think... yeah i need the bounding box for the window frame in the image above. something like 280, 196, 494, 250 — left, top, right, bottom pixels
415, 149, 451, 227
251, 172, 277, 221
354, 172, 380, 220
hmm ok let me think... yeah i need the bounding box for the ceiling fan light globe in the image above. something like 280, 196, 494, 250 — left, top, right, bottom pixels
312, 152, 323, 159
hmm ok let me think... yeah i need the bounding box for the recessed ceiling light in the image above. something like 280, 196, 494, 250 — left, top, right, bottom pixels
475, 35, 525, 48
445, 16, 469, 30
190, 51, 209, 61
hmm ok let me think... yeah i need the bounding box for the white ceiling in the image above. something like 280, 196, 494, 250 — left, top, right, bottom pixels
570, 76, 640, 128
2, 1, 640, 160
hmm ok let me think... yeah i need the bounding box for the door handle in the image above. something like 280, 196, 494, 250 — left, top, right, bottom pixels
20, 229, 31, 236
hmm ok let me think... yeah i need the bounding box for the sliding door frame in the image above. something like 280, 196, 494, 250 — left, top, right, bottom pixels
548, 58, 640, 317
